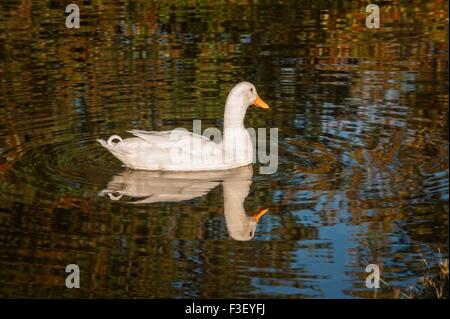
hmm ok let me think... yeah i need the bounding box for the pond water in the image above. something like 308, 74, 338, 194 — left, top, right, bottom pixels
0, 1, 448, 298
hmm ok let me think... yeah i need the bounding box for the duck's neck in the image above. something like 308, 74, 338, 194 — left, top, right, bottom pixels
223, 95, 247, 130
222, 94, 252, 164
223, 175, 253, 241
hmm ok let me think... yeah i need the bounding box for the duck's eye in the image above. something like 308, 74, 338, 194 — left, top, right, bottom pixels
250, 88, 253, 92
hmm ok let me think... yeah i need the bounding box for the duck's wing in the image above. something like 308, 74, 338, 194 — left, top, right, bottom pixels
99, 170, 221, 203
127, 129, 212, 149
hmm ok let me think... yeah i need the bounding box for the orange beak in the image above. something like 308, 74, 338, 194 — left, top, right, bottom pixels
251, 208, 270, 222
253, 96, 270, 109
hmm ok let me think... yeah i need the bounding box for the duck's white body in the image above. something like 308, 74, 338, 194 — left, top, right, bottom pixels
99, 165, 268, 241
97, 82, 269, 171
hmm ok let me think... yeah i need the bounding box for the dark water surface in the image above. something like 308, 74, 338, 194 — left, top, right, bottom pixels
0, 1, 448, 298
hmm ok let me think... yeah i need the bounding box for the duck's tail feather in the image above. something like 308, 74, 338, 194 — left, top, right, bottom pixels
97, 135, 128, 155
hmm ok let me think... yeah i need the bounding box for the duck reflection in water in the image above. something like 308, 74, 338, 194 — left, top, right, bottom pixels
99, 165, 269, 241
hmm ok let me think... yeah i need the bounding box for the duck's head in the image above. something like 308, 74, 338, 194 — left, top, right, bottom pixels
225, 82, 270, 116
227, 207, 270, 241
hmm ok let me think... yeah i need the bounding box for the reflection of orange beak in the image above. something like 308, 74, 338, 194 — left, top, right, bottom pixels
251, 208, 269, 222
253, 96, 270, 109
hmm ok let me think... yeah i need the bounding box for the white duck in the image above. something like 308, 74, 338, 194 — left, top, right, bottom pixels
97, 82, 269, 171
99, 165, 269, 241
